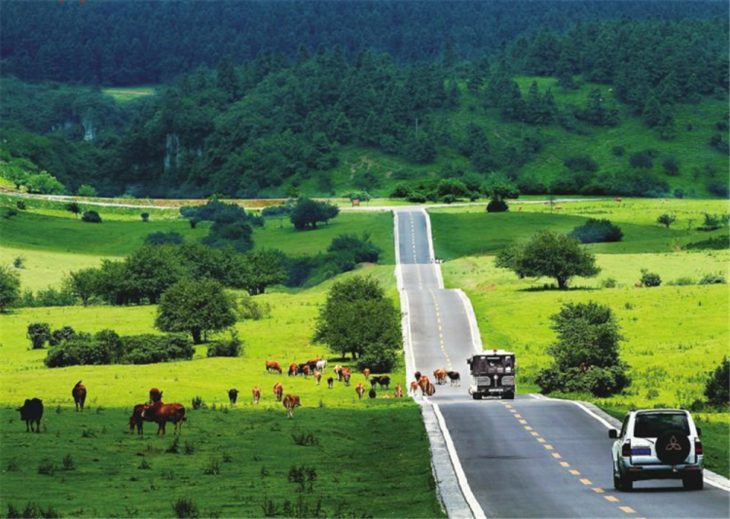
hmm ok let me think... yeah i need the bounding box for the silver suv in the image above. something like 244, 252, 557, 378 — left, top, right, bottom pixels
609, 409, 704, 491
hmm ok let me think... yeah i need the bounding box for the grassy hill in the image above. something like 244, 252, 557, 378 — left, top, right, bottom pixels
430, 198, 729, 477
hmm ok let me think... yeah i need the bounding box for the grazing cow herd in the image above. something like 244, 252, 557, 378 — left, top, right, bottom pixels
16, 362, 461, 432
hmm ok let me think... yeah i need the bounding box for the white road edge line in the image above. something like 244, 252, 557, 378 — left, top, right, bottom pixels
426, 396, 488, 519
421, 208, 444, 289
530, 394, 730, 492
456, 289, 484, 355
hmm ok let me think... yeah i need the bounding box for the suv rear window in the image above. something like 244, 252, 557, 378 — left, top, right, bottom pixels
634, 413, 690, 438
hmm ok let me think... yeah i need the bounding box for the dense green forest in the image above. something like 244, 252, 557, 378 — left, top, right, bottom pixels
0, 1, 728, 198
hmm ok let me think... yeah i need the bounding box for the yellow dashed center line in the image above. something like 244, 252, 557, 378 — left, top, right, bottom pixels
592, 487, 605, 494
619, 506, 636, 514
605, 496, 619, 503
543, 444, 554, 450
551, 453, 562, 459
560, 462, 570, 468
579, 478, 592, 485
569, 469, 581, 475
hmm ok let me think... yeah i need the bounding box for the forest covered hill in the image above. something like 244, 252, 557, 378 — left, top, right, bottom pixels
0, 0, 728, 199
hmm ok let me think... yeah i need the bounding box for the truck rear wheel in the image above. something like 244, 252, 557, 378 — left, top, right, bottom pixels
472, 393, 482, 400
502, 392, 515, 400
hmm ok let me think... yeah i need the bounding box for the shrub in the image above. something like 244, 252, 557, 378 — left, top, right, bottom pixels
697, 213, 724, 231
16, 200, 26, 210
122, 334, 195, 364
145, 231, 185, 246
356, 342, 399, 373
77, 184, 98, 197
698, 273, 727, 285
37, 460, 56, 476
674, 188, 685, 199
601, 277, 617, 288
19, 287, 76, 308
486, 199, 509, 212
707, 181, 729, 198
327, 232, 381, 264
191, 397, 204, 411
62, 454, 75, 471
49, 326, 76, 346
564, 155, 599, 173
629, 151, 653, 169
406, 192, 427, 203
27, 323, 51, 349
237, 294, 271, 321
390, 183, 411, 199
668, 277, 695, 286
290, 198, 339, 230
568, 219, 623, 243
661, 156, 680, 176
81, 210, 102, 223
206, 334, 242, 358
141, 212, 150, 222
611, 146, 625, 156
3, 207, 18, 219
640, 269, 661, 287
705, 357, 729, 407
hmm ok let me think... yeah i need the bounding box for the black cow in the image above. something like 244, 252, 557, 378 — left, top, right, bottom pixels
378, 376, 391, 389
370, 376, 381, 389
228, 389, 239, 405
18, 398, 43, 433
368, 388, 377, 399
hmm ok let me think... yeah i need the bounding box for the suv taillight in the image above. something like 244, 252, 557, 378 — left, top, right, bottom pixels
695, 439, 703, 456
621, 442, 631, 457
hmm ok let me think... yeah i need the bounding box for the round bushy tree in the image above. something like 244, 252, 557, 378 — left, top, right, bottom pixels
155, 279, 237, 344
495, 230, 600, 289
705, 357, 729, 408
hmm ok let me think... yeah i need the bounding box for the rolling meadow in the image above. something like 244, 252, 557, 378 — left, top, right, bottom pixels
0, 199, 443, 518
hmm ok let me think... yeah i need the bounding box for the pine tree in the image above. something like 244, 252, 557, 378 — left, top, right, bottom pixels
642, 94, 662, 128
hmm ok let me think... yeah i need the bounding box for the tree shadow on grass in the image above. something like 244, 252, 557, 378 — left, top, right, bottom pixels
517, 285, 600, 293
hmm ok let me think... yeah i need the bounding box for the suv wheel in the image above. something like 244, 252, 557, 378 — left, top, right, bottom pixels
613, 474, 621, 491
502, 392, 515, 400
619, 473, 633, 491
683, 473, 703, 491
472, 393, 482, 400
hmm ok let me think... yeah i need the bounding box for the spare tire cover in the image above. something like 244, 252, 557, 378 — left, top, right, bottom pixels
655, 429, 691, 465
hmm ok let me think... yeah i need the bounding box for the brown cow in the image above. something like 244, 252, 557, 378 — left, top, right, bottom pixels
394, 384, 403, 398
288, 363, 299, 376
149, 388, 163, 403
334, 365, 343, 381
129, 403, 158, 435
409, 381, 419, 395
306, 358, 321, 371
283, 394, 301, 419
634, 281, 643, 288
363, 368, 371, 380
327, 377, 334, 389
72, 381, 87, 411
426, 382, 436, 396
252, 386, 261, 405
273, 382, 284, 402
418, 376, 431, 395
355, 383, 365, 400
302, 365, 311, 378
342, 367, 351, 386
265, 361, 283, 374
414, 371, 422, 382
433, 369, 448, 385
614, 197, 623, 202
314, 370, 322, 385
141, 402, 186, 435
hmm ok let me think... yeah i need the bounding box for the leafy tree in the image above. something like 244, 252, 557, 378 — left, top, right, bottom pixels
239, 249, 287, 295
327, 233, 381, 263
436, 179, 469, 199
65, 202, 82, 218
656, 213, 677, 228
483, 173, 519, 212
639, 269, 661, 287
0, 160, 29, 190
26, 171, 64, 194
0, 265, 21, 311
705, 357, 729, 408
155, 279, 237, 344
290, 198, 339, 230
76, 184, 98, 197
495, 230, 600, 289
564, 155, 598, 173
65, 268, 99, 306
536, 301, 630, 397
125, 245, 185, 304
27, 322, 51, 349
313, 276, 401, 361
629, 151, 653, 169
141, 212, 150, 222
661, 156, 680, 176
642, 94, 662, 128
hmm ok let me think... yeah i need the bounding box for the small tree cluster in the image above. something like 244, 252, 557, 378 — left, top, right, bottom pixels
568, 219, 623, 244
290, 198, 339, 230
536, 301, 631, 397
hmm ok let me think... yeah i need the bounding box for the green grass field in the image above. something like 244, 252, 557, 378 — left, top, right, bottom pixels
0, 204, 395, 290
432, 198, 730, 477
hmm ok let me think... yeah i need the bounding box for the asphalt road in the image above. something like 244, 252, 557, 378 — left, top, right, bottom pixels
395, 207, 730, 519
